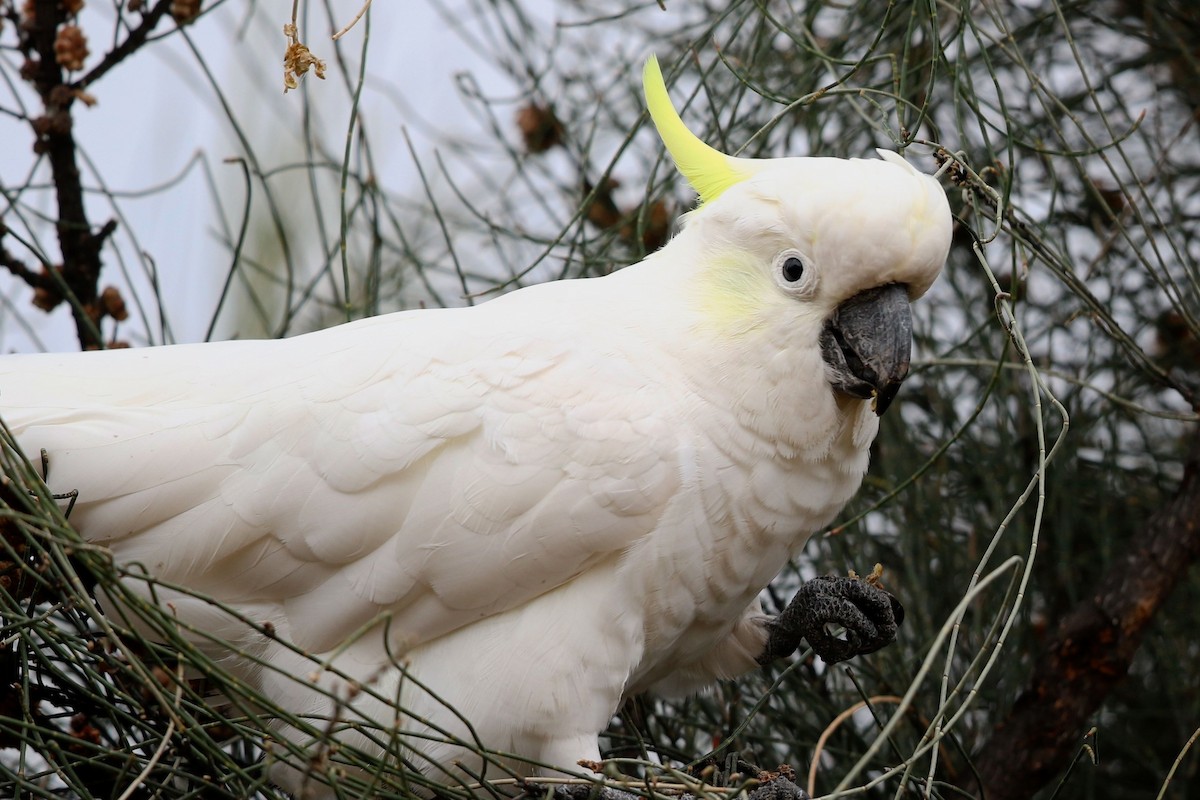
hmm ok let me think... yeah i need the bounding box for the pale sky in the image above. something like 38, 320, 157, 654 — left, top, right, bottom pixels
2, 0, 664, 351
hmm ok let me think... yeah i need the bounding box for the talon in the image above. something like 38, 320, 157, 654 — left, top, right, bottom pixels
759, 572, 904, 665
744, 773, 811, 800
889, 592, 905, 628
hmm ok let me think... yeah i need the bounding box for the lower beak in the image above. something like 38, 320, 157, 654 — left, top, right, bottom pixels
819, 283, 913, 416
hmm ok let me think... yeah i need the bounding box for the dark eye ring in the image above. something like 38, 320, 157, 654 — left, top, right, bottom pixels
781, 256, 805, 283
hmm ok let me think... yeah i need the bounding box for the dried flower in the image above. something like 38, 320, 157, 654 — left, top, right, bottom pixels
62, 0, 85, 16
31, 267, 63, 312
629, 198, 672, 253
282, 22, 326, 93
69, 713, 102, 745
54, 24, 88, 72
170, 0, 201, 25
583, 177, 622, 232
100, 285, 128, 321
516, 103, 565, 154
583, 176, 674, 253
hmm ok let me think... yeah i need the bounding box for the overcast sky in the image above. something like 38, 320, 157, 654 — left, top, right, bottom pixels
1, 0, 593, 351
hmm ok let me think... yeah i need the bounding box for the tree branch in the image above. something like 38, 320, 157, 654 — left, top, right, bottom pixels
970, 427, 1200, 799
73, 0, 174, 91
24, 0, 118, 349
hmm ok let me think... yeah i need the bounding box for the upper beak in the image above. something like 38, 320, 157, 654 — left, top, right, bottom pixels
819, 283, 912, 416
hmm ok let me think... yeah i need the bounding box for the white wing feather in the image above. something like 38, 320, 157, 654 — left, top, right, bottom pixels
2, 284, 682, 654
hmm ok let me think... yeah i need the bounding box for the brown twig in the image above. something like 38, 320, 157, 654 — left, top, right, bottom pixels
808, 696, 903, 797
73, 0, 174, 91
0, 245, 51, 291
18, 1, 154, 349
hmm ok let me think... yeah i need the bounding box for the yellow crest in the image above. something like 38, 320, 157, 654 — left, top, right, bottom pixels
643, 56, 751, 204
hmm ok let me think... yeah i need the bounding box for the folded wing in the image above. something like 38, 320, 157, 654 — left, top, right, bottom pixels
1, 306, 682, 654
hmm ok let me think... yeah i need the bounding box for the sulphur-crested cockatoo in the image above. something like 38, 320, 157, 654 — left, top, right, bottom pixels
0, 57, 951, 795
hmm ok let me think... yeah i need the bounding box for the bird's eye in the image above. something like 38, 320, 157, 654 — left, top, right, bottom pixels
773, 251, 816, 296
781, 256, 805, 284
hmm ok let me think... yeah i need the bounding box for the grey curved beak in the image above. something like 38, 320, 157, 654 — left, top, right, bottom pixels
819, 283, 912, 416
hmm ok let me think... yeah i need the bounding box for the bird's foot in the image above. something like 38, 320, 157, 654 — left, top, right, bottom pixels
543, 784, 639, 800
537, 769, 809, 800
758, 567, 904, 665
686, 759, 809, 800
741, 773, 810, 800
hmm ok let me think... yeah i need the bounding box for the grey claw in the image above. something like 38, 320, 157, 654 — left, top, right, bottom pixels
759, 574, 904, 665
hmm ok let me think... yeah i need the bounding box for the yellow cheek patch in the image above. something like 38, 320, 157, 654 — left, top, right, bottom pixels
691, 256, 774, 336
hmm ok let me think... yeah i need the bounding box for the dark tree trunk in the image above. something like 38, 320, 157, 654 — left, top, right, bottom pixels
970, 428, 1200, 799
8, 1, 172, 349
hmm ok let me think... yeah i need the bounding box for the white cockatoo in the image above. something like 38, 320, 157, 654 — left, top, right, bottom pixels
0, 57, 951, 796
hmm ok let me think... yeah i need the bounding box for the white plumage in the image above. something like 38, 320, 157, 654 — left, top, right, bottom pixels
0, 58, 952, 794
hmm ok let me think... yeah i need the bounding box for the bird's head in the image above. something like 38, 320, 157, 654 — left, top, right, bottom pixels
643, 57, 952, 416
